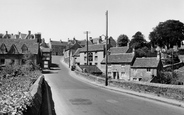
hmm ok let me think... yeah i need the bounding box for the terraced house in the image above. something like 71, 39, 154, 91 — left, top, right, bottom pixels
0, 39, 40, 66
78, 44, 106, 69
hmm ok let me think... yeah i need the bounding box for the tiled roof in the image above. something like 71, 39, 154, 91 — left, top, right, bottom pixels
132, 57, 160, 68
80, 44, 105, 52
73, 48, 81, 57
109, 46, 129, 54
65, 42, 82, 51
79, 65, 102, 74
78, 39, 92, 46
40, 46, 51, 52
50, 40, 67, 46
91, 37, 102, 44
0, 39, 38, 54
101, 53, 134, 64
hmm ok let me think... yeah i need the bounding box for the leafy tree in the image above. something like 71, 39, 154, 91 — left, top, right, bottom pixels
117, 34, 130, 47
129, 31, 147, 49
149, 20, 184, 48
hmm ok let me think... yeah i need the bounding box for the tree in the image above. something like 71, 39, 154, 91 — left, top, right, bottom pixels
117, 34, 130, 47
129, 31, 147, 49
149, 20, 184, 48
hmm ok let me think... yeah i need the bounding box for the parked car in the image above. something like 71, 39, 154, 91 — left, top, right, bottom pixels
71, 65, 76, 71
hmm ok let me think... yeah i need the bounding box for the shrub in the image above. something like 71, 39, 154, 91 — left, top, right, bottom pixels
0, 62, 41, 114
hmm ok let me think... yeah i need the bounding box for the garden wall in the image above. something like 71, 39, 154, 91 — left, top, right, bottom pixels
74, 70, 184, 102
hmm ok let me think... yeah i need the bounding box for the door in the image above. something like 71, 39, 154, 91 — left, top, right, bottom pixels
113, 72, 116, 79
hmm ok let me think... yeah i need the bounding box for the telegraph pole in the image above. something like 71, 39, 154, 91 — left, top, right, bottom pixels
105, 10, 108, 86
84, 31, 90, 65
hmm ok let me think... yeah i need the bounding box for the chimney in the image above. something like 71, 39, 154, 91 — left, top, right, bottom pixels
6, 31, 8, 35
28, 30, 31, 35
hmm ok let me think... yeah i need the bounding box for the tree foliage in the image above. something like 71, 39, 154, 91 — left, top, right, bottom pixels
149, 20, 184, 48
117, 34, 129, 47
129, 31, 147, 49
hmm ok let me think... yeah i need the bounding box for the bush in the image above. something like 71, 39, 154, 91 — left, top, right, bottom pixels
0, 62, 41, 115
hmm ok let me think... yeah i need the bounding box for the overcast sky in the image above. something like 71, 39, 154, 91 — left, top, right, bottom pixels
0, 0, 184, 42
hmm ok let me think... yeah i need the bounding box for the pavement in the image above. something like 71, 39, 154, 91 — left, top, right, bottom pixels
61, 59, 184, 108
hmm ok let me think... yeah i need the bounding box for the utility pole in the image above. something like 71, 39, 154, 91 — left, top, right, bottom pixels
105, 10, 108, 86
84, 31, 90, 65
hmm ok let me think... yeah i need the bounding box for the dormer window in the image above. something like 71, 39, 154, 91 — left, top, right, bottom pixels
21, 44, 28, 53
9, 44, 19, 54
0, 44, 7, 54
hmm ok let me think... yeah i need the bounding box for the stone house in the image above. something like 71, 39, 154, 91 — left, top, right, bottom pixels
49, 39, 67, 56
101, 53, 135, 80
0, 39, 40, 66
131, 57, 163, 81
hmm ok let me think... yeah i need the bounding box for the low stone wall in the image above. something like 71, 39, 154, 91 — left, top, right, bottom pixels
75, 70, 184, 102
24, 75, 45, 115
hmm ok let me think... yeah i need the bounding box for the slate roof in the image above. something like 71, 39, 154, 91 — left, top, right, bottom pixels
40, 46, 51, 52
109, 47, 129, 54
101, 53, 134, 64
79, 65, 102, 74
80, 44, 105, 52
0, 39, 39, 54
78, 39, 93, 47
50, 40, 67, 46
73, 48, 81, 57
132, 57, 160, 68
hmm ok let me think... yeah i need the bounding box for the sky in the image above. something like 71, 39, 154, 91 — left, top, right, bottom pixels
0, 0, 184, 42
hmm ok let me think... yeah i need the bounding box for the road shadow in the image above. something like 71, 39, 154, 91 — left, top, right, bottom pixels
51, 63, 60, 68
40, 80, 56, 115
42, 70, 58, 74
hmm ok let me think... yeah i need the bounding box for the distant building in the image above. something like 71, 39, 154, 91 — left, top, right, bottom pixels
78, 44, 105, 70
49, 39, 67, 56
40, 39, 52, 69
101, 53, 135, 80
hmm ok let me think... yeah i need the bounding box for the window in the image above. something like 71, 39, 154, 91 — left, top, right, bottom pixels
88, 52, 93, 61
89, 63, 92, 65
95, 51, 97, 54
84, 56, 87, 61
95, 56, 98, 61
147, 68, 151, 72
95, 63, 98, 65
121, 72, 125, 76
121, 64, 125, 67
84, 63, 87, 65
0, 59, 5, 64
21, 44, 28, 53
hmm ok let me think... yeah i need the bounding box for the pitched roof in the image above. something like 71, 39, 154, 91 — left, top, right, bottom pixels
79, 65, 102, 74
0, 39, 38, 54
73, 48, 81, 57
80, 44, 105, 52
101, 53, 134, 64
78, 39, 92, 46
109, 46, 129, 54
50, 40, 67, 46
132, 57, 160, 68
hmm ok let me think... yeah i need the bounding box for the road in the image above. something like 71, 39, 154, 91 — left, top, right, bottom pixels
44, 56, 184, 115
